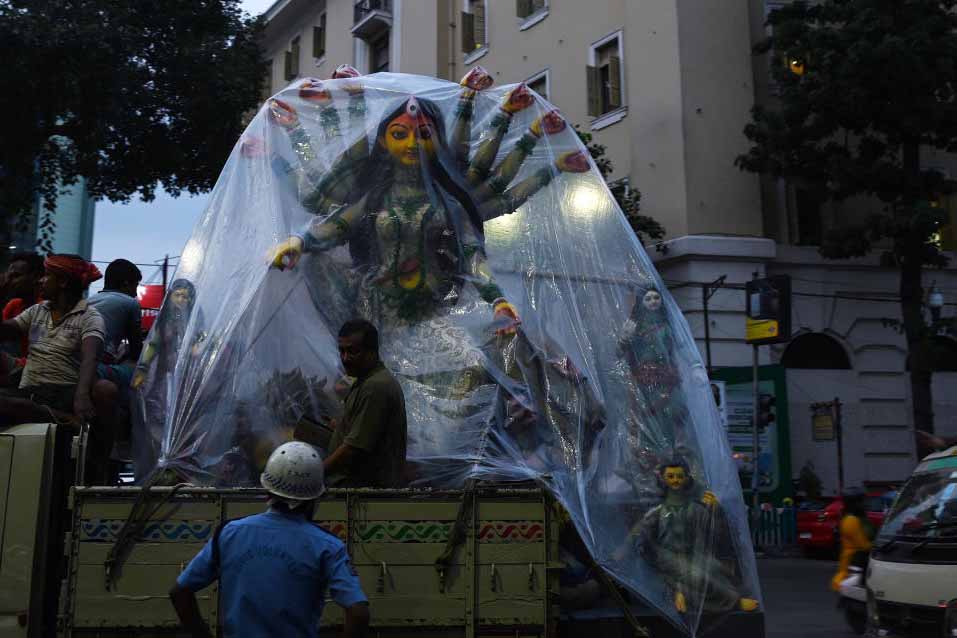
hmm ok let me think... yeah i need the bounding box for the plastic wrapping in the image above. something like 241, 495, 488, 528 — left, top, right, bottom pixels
131, 69, 760, 635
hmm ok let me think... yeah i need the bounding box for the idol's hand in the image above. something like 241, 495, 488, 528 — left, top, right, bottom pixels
555, 150, 590, 173
493, 299, 521, 336
342, 81, 364, 97
131, 369, 147, 390
501, 83, 535, 114
701, 491, 719, 508
331, 64, 361, 79
268, 99, 299, 129
270, 236, 304, 270
461, 66, 493, 91
530, 110, 566, 137
675, 591, 688, 614
299, 79, 332, 105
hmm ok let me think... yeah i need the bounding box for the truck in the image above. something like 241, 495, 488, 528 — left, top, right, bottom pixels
1, 423, 765, 638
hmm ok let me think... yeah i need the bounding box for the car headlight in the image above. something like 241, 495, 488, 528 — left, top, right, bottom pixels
945, 598, 957, 637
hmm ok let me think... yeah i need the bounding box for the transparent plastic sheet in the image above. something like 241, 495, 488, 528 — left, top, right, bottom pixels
131, 70, 760, 635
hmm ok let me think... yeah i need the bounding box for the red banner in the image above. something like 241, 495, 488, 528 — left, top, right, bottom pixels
138, 284, 165, 333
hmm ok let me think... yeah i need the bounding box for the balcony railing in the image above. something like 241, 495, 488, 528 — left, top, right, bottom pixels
354, 0, 391, 25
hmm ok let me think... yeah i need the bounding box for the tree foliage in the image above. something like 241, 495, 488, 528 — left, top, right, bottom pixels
736, 0, 957, 432
575, 125, 665, 245
0, 0, 266, 243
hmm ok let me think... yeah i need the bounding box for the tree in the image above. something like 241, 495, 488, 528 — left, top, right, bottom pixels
736, 0, 957, 437
576, 126, 665, 245
0, 0, 266, 249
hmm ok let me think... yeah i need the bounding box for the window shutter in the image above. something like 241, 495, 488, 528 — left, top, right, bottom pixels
586, 65, 600, 117
517, 0, 532, 18
461, 11, 475, 52
313, 24, 325, 58
284, 50, 293, 80
473, 3, 486, 48
290, 38, 300, 77
608, 55, 621, 109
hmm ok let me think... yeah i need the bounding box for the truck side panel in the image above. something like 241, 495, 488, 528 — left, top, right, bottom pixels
63, 488, 557, 636
0, 424, 58, 638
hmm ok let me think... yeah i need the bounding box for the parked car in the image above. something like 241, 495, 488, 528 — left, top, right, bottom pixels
797, 491, 895, 552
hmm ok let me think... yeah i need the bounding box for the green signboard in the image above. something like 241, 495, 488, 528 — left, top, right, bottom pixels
711, 365, 792, 504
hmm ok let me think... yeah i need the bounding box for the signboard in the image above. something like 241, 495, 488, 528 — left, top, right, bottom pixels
745, 318, 779, 343
137, 284, 165, 334
811, 404, 835, 441
711, 365, 792, 502
725, 379, 778, 492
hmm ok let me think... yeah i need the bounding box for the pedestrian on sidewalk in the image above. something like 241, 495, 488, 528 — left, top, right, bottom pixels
830, 487, 874, 591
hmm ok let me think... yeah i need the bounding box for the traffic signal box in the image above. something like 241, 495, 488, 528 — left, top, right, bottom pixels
745, 275, 792, 345
756, 393, 776, 431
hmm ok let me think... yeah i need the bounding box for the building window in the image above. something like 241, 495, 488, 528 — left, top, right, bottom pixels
371, 33, 390, 73
284, 36, 300, 81
461, 0, 487, 55
527, 69, 549, 101
793, 186, 824, 246
313, 13, 326, 59
587, 32, 624, 119
781, 333, 852, 370
517, 0, 547, 18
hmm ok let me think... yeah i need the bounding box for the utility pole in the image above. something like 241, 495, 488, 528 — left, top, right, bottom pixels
749, 272, 761, 518
751, 337, 760, 516
162, 254, 169, 290
702, 275, 727, 377
834, 397, 844, 495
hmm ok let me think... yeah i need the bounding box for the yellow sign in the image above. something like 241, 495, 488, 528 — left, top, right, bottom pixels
812, 413, 834, 441
746, 318, 779, 343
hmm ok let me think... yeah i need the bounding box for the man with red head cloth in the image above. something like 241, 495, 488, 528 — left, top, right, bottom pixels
0, 254, 107, 474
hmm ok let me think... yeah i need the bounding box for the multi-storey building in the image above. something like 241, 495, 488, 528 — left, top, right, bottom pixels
261, 0, 957, 493
3, 178, 96, 261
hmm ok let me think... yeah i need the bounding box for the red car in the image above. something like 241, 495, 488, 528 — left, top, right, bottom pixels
796, 492, 895, 551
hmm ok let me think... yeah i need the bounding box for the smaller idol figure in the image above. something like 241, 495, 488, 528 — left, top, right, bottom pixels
626, 458, 758, 616
131, 279, 206, 479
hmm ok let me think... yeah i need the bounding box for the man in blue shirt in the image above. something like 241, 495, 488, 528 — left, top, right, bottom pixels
169, 441, 370, 637
87, 259, 143, 476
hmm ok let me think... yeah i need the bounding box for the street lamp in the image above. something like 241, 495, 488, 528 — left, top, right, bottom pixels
928, 285, 944, 323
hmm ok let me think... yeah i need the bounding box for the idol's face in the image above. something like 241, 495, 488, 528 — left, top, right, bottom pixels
382, 112, 436, 166
662, 466, 688, 491
170, 288, 191, 308
643, 290, 662, 312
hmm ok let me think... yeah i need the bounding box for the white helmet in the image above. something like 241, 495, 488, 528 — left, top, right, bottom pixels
260, 442, 325, 504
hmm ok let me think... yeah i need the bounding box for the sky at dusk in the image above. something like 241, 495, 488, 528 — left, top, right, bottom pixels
90, 0, 278, 289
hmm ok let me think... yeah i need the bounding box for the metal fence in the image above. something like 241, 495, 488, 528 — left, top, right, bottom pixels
751, 506, 798, 548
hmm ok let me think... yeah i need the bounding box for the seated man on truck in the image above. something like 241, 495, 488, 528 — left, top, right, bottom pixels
87, 258, 143, 464
170, 441, 370, 638
0, 254, 107, 477
0, 255, 104, 425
